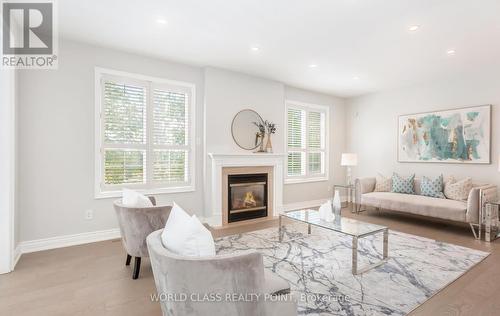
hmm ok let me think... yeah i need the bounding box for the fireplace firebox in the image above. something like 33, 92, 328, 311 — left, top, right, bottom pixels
227, 173, 268, 223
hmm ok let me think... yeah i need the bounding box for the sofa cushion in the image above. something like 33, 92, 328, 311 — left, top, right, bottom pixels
391, 173, 415, 194
444, 177, 472, 201
374, 174, 392, 192
420, 175, 445, 199
361, 192, 467, 222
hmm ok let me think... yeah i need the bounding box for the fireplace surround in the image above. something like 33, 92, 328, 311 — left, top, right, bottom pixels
206, 153, 285, 227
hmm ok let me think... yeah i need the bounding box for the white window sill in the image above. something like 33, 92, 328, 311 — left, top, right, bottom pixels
285, 177, 329, 185
95, 185, 195, 199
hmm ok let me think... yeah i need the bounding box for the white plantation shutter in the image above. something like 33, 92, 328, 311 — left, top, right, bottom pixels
103, 81, 147, 144
308, 152, 324, 174
307, 111, 324, 149
97, 70, 194, 195
287, 152, 305, 176
307, 111, 325, 174
104, 149, 146, 185
153, 89, 188, 146
287, 108, 304, 148
286, 102, 328, 181
153, 150, 188, 182
287, 108, 306, 176
102, 80, 147, 185
152, 87, 190, 183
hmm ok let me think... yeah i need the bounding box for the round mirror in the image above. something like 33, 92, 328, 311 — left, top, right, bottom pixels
231, 109, 264, 150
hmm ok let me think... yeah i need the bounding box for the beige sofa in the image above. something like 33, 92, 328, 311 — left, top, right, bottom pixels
355, 177, 497, 236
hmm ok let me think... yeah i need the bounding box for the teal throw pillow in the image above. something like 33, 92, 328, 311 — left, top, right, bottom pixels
420, 175, 445, 199
391, 173, 415, 194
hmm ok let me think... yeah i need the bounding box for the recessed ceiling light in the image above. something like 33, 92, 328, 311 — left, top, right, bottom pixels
353, 76, 360, 80
446, 49, 456, 56
250, 46, 260, 52
156, 18, 167, 25
309, 64, 318, 68
408, 25, 420, 32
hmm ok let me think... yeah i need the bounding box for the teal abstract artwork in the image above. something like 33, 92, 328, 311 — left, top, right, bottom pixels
398, 105, 491, 163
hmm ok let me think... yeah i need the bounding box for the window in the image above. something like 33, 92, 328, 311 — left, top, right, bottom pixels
95, 68, 195, 198
285, 101, 328, 183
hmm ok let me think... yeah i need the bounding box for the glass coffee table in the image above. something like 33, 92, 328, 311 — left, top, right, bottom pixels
279, 209, 389, 275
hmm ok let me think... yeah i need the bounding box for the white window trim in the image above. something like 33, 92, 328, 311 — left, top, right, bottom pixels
94, 67, 196, 199
285, 100, 329, 185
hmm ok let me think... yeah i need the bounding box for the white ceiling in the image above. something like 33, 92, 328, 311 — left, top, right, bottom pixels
59, 0, 500, 97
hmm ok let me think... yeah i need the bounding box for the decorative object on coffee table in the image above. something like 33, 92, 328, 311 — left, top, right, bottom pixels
318, 200, 334, 222
398, 104, 491, 163
333, 190, 341, 218
341, 153, 357, 185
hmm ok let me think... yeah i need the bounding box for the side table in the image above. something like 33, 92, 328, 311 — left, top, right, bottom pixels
482, 201, 500, 242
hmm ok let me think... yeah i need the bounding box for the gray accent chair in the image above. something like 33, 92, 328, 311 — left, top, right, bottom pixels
114, 197, 171, 279
147, 229, 297, 316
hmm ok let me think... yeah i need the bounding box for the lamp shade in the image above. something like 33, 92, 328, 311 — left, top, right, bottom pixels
341, 153, 358, 166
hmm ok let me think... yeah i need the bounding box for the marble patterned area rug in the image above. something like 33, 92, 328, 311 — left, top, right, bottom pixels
215, 224, 489, 316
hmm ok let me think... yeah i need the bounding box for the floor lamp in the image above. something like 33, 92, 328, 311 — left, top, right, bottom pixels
341, 153, 358, 185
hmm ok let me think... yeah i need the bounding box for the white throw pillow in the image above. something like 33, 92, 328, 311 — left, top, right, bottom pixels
122, 188, 153, 207
161, 202, 216, 257
374, 173, 392, 192
444, 177, 472, 201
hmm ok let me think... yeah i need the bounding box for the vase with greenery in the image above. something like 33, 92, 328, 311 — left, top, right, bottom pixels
253, 121, 266, 152
264, 121, 276, 153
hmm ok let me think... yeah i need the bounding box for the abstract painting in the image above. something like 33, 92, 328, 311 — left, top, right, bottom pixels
398, 105, 491, 163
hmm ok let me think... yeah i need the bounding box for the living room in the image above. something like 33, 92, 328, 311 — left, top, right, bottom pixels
1, 1, 500, 315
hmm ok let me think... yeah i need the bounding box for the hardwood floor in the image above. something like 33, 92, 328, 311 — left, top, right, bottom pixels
1, 208, 499, 316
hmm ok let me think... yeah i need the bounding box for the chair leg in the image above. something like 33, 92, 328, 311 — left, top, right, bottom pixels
132, 257, 141, 279
125, 254, 132, 266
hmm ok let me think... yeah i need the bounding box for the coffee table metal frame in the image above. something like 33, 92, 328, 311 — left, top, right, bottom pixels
278, 210, 388, 275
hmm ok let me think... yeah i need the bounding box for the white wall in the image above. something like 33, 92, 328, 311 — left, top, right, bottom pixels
17, 40, 205, 242
0, 67, 16, 273
204, 67, 286, 154
284, 86, 347, 204
346, 74, 500, 187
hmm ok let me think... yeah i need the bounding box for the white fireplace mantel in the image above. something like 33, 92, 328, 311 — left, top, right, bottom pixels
206, 153, 285, 227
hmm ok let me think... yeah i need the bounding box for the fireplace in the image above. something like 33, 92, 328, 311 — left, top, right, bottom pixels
227, 173, 268, 223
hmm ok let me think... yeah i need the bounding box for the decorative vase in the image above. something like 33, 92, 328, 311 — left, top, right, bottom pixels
319, 199, 334, 222
265, 133, 273, 153
256, 133, 266, 153
333, 190, 342, 217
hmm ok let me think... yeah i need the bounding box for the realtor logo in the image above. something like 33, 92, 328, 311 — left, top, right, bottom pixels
1, 0, 58, 69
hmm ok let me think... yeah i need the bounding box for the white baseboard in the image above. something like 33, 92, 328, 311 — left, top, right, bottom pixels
12, 245, 22, 269
12, 199, 332, 259
283, 198, 328, 212
18, 228, 121, 255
